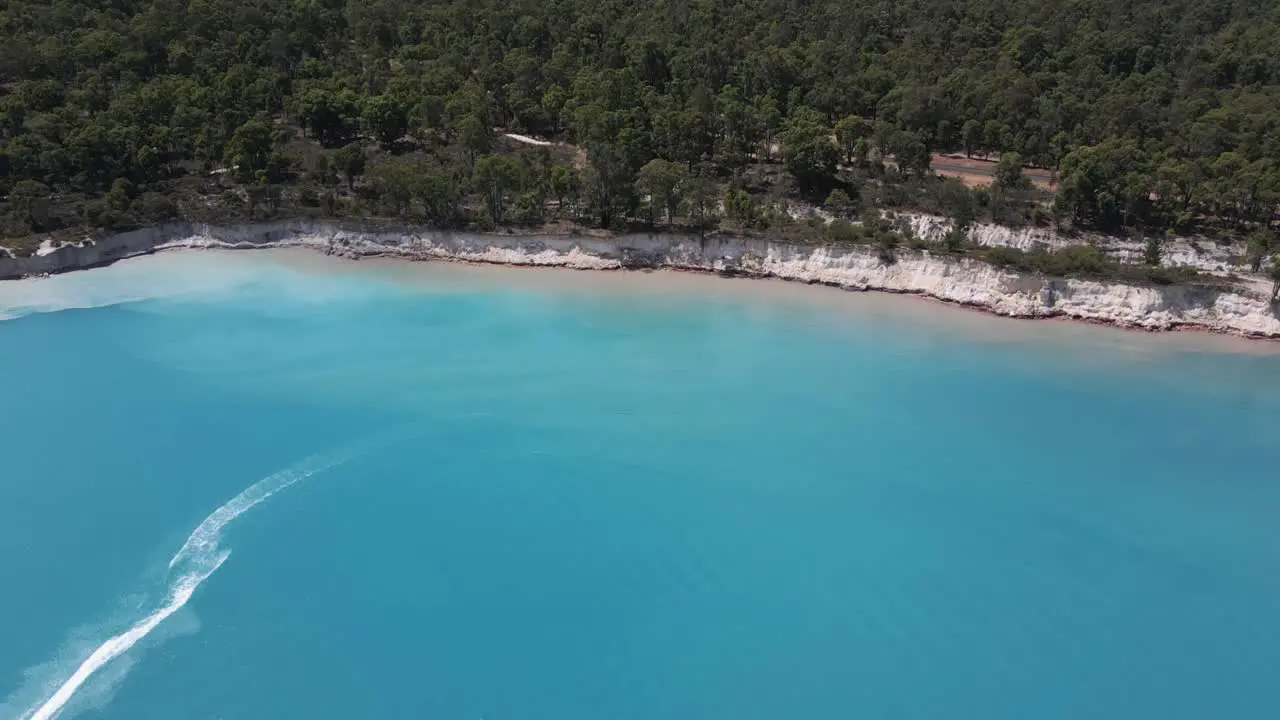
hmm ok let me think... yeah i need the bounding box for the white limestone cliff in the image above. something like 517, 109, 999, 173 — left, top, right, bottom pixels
894, 212, 1250, 275
2, 220, 1277, 337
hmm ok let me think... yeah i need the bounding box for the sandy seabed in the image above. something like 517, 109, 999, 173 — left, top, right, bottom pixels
3, 245, 1277, 362
252, 248, 1280, 359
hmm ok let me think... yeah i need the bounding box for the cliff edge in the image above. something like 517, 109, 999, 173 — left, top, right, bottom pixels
2, 220, 1277, 338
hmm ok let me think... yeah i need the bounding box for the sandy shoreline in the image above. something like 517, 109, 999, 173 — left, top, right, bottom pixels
4, 221, 1280, 348
220, 248, 1280, 357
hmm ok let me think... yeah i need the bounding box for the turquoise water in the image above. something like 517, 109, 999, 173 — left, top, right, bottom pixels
3, 252, 1280, 719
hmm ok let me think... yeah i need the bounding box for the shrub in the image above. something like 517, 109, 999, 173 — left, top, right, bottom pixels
824, 188, 855, 217
876, 231, 899, 264
1143, 235, 1162, 266
826, 218, 857, 243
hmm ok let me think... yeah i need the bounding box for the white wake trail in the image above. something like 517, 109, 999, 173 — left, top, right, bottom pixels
19, 453, 350, 720
23, 554, 229, 720
168, 455, 344, 571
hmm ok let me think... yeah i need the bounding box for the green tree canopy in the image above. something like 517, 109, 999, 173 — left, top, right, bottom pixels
782, 108, 839, 196
993, 152, 1030, 191
635, 159, 687, 226
4, 0, 1280, 238
1057, 140, 1151, 229
474, 155, 522, 223
363, 95, 411, 150
333, 144, 368, 190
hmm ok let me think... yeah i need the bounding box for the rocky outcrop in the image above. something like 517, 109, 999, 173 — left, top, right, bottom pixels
2, 219, 1278, 337
894, 212, 1250, 275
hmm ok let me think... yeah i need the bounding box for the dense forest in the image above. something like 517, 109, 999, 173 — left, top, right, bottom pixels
2, 0, 1279, 269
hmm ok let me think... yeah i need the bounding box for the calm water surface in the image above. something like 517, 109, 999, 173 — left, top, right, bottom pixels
2, 251, 1279, 719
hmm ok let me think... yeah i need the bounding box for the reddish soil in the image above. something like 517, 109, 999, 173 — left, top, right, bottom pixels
930, 153, 1057, 191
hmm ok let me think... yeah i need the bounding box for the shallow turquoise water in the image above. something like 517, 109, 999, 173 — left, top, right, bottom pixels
3, 253, 1280, 719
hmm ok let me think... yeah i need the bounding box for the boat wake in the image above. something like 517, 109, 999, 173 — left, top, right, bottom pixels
10, 449, 370, 720
20, 555, 229, 720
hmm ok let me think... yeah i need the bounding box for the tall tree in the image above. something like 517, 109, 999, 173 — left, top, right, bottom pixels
993, 152, 1030, 191
834, 115, 870, 165
474, 155, 522, 222
1247, 228, 1276, 272
681, 174, 720, 233
781, 108, 839, 196
224, 115, 276, 178
9, 180, 50, 231
635, 158, 687, 226
371, 160, 419, 216
294, 89, 360, 147
455, 113, 493, 163
582, 143, 635, 228
333, 143, 367, 190
363, 94, 411, 150
961, 119, 982, 158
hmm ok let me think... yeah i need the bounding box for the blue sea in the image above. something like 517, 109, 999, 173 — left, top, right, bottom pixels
3, 250, 1280, 720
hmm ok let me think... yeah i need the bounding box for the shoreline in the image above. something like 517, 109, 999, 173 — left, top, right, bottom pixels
250, 249, 1280, 357
360, 251, 1276, 340
2, 220, 1279, 340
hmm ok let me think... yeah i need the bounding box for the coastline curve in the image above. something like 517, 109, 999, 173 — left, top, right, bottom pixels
2, 221, 1277, 339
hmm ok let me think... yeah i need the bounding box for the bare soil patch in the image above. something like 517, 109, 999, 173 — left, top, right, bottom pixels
931, 154, 1057, 191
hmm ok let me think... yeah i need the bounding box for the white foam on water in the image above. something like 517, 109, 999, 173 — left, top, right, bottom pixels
0, 251, 394, 323
168, 456, 342, 571
12, 451, 356, 720
22, 554, 229, 720
0, 253, 269, 321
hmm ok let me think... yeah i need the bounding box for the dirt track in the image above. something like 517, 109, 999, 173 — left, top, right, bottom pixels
930, 154, 1056, 191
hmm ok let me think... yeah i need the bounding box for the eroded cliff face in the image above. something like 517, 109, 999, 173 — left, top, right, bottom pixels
2, 220, 1278, 337
894, 212, 1250, 275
